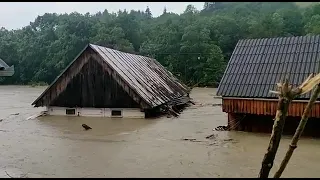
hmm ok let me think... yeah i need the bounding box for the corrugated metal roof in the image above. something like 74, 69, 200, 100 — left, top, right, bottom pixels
216, 35, 320, 99
89, 44, 190, 108
32, 44, 190, 108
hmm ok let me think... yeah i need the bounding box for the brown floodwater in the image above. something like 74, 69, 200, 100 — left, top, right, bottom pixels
0, 86, 320, 178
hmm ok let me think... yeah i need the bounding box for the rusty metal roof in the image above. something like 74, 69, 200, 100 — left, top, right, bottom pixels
32, 44, 190, 108
89, 44, 190, 108
217, 35, 320, 99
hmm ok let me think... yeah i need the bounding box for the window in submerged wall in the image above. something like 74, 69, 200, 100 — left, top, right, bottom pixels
111, 110, 122, 117
66, 108, 76, 115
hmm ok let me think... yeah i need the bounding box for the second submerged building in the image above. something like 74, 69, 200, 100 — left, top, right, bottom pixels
217, 35, 320, 136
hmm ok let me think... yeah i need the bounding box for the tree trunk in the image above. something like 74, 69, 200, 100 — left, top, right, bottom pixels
258, 73, 320, 178
258, 97, 291, 178
273, 84, 320, 178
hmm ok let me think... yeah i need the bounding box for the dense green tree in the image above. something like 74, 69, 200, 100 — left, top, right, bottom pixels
163, 7, 167, 15
145, 6, 152, 19
305, 15, 320, 35
0, 2, 318, 87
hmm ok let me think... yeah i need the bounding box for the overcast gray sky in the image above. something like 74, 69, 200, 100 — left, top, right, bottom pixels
0, 2, 204, 30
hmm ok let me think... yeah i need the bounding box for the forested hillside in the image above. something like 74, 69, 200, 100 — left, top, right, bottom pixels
0, 2, 320, 87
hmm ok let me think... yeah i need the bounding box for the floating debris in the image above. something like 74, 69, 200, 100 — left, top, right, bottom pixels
5, 170, 28, 178
214, 125, 230, 131
26, 111, 48, 120
182, 138, 196, 141
82, 124, 92, 130
205, 134, 216, 139
208, 142, 217, 146
189, 100, 196, 105
181, 138, 205, 143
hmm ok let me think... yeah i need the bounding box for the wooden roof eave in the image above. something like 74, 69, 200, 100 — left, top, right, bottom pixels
221, 97, 320, 103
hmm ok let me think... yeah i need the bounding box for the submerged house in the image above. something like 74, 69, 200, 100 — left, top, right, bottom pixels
217, 35, 320, 136
0, 58, 14, 77
32, 44, 191, 118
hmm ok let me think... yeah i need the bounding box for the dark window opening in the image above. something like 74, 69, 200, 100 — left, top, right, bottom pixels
111, 110, 122, 117
66, 108, 76, 115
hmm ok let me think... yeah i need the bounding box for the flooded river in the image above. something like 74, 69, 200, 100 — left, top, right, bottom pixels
0, 86, 320, 178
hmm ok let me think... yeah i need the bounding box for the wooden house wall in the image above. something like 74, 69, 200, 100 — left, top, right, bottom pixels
50, 57, 140, 108
222, 98, 320, 118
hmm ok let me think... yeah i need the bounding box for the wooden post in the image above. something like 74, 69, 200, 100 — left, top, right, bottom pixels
228, 113, 238, 130
258, 73, 320, 178
273, 84, 320, 178
258, 96, 292, 178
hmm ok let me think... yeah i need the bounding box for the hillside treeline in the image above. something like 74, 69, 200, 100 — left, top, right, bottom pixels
0, 2, 319, 86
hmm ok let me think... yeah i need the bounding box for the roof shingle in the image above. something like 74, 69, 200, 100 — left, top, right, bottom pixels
217, 35, 320, 99
90, 44, 189, 107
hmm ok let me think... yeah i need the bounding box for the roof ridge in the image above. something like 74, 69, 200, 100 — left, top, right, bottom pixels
238, 35, 320, 42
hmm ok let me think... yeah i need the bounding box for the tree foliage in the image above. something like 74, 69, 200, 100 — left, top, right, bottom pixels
0, 2, 318, 86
